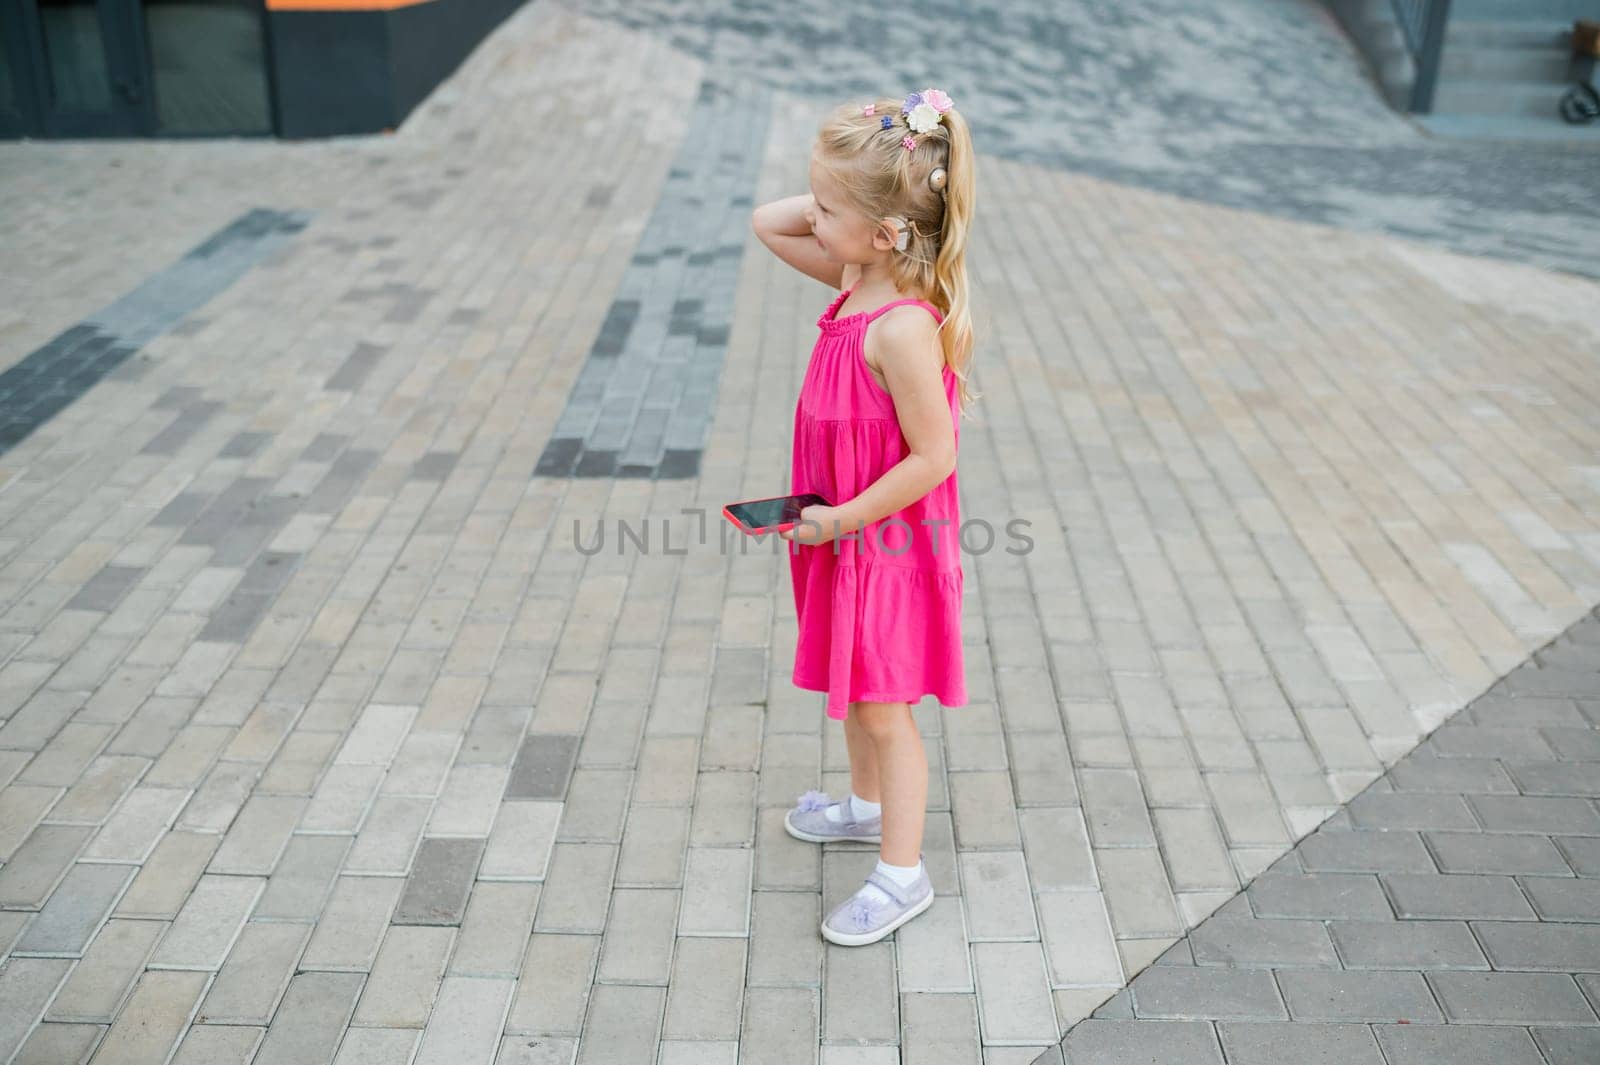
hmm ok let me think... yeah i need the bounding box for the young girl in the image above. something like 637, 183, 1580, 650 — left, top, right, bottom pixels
751, 88, 977, 947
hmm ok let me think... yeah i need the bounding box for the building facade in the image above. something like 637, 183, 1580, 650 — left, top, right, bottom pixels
0, 0, 524, 139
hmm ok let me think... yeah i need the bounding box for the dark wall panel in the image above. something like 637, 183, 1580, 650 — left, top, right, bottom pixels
270, 0, 526, 139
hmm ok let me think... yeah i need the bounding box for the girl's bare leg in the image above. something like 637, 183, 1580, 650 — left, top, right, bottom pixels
850, 700, 927, 867
843, 702, 881, 803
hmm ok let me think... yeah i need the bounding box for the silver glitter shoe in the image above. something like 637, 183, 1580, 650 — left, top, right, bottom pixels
821, 862, 934, 946
783, 790, 883, 844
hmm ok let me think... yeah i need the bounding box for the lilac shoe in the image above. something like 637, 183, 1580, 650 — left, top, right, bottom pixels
783, 790, 882, 844
822, 862, 934, 946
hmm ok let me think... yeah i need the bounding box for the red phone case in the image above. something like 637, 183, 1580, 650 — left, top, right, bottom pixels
721, 493, 827, 535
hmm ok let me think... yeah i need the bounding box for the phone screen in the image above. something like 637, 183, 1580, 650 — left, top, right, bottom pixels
726, 492, 829, 531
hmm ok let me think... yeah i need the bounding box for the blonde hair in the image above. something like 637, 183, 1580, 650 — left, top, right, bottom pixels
814, 95, 981, 420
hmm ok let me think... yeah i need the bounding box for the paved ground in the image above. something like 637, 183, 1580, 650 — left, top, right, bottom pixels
1043, 607, 1600, 1065
0, 1, 1596, 1063
575, 0, 1600, 279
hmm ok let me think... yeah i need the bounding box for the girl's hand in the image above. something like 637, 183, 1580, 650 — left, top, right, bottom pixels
780, 504, 847, 544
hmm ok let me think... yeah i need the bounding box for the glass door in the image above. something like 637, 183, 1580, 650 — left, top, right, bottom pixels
2, 0, 149, 136
1, 0, 274, 138
0, 5, 36, 135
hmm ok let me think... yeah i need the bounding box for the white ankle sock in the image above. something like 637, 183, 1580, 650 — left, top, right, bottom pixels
859, 858, 924, 906
824, 793, 882, 824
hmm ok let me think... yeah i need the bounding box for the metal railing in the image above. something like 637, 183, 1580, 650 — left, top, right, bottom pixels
1391, 0, 1453, 112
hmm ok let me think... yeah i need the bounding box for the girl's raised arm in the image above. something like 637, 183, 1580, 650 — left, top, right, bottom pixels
751, 194, 845, 290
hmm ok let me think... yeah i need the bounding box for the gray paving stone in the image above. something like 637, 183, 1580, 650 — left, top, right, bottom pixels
83, 786, 187, 861
324, 1027, 420, 1064
413, 976, 514, 1065
295, 877, 398, 972
1276, 971, 1442, 1023
1327, 920, 1488, 970
1373, 1024, 1547, 1065
1471, 921, 1600, 972
450, 882, 540, 978
252, 971, 364, 1065
1060, 1019, 1223, 1065
1020, 808, 1098, 890
1472, 692, 1592, 727
1096, 847, 1182, 938
197, 922, 308, 1025
207, 794, 304, 874
748, 890, 823, 988
506, 933, 599, 1036
1130, 967, 1285, 1021
1532, 1026, 1600, 1065
598, 888, 680, 985
115, 831, 219, 918
169, 1025, 264, 1065
1080, 769, 1156, 847
960, 851, 1039, 941
902, 992, 981, 1065
574, 984, 664, 1065
149, 873, 264, 969
974, 942, 1058, 1045
0, 824, 91, 907
1188, 919, 1339, 969
1424, 831, 1573, 875
49, 755, 146, 824
1427, 972, 1598, 1024
505, 734, 581, 799
496, 1034, 575, 1065
1380, 873, 1536, 920
353, 925, 454, 1028
823, 940, 897, 1045
1520, 874, 1600, 921
1426, 726, 1554, 760
1504, 760, 1600, 797
66, 565, 146, 612
1555, 835, 1600, 875
0, 958, 73, 1061
46, 918, 165, 1022
1387, 755, 1517, 794
393, 837, 484, 925
1468, 795, 1600, 835
1298, 830, 1435, 874
1216, 1022, 1385, 1065
1151, 808, 1237, 892
1503, 669, 1600, 700
17, 863, 134, 955
254, 834, 350, 919
14, 1021, 103, 1065
87, 970, 207, 1064
1246, 873, 1393, 921
663, 937, 745, 1041
1347, 793, 1477, 831
1543, 726, 1600, 761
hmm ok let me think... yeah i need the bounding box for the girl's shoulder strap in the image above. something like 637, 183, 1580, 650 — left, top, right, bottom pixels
865, 298, 944, 325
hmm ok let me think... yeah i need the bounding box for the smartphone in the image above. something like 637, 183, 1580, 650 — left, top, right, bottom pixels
722, 492, 831, 535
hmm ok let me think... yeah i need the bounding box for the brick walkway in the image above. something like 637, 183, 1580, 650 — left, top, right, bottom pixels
1044, 608, 1600, 1065
0, 3, 1597, 1064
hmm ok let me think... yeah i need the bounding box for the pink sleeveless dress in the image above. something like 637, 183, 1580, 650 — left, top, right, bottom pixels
789, 286, 967, 721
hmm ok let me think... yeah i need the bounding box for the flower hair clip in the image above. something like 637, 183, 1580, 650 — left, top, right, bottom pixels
862, 103, 876, 116
896, 87, 955, 150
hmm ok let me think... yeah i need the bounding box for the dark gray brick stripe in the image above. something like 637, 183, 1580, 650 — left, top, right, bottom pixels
1037, 605, 1600, 1065
0, 208, 309, 453
534, 77, 768, 480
